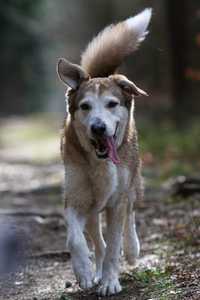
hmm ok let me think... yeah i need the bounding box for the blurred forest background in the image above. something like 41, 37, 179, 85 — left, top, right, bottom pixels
0, 2, 200, 300
0, 0, 200, 174
0, 0, 199, 118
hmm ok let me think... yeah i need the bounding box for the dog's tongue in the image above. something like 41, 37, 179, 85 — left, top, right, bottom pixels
105, 136, 120, 164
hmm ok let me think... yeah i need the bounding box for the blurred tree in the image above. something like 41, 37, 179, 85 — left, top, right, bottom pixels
166, 0, 189, 124
0, 0, 199, 121
166, 0, 200, 124
0, 0, 45, 115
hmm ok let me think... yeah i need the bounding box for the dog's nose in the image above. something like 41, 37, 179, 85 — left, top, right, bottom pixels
91, 119, 106, 136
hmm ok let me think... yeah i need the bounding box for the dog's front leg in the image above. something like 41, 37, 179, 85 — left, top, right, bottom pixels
98, 201, 126, 296
65, 207, 94, 289
86, 214, 106, 284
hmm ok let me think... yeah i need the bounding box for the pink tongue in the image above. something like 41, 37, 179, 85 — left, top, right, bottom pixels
105, 136, 120, 164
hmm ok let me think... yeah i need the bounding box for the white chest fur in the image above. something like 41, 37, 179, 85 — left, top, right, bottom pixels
88, 161, 118, 211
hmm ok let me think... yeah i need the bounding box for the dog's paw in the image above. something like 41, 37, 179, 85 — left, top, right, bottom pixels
79, 274, 94, 290
94, 269, 102, 285
97, 277, 122, 296
94, 275, 101, 285
73, 258, 94, 290
77, 269, 94, 289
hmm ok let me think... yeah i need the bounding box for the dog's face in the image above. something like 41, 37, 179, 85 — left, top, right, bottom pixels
71, 78, 129, 163
58, 59, 147, 163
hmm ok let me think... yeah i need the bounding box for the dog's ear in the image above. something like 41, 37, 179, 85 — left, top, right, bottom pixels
57, 58, 89, 90
110, 74, 148, 97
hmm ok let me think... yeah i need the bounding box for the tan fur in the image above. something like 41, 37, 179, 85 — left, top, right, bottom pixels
57, 8, 151, 296
81, 20, 147, 78
61, 72, 144, 297
61, 78, 143, 256
62, 77, 140, 171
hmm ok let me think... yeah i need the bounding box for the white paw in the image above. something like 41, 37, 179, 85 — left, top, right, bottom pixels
124, 230, 140, 265
125, 254, 138, 265
74, 264, 94, 289
94, 275, 101, 285
98, 277, 122, 296
94, 269, 102, 285
73, 257, 94, 290
125, 246, 140, 265
79, 274, 94, 289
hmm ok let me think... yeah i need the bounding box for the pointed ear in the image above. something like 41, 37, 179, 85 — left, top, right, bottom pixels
57, 58, 89, 89
110, 74, 148, 97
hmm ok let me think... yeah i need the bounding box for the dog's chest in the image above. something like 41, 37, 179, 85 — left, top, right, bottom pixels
89, 162, 118, 211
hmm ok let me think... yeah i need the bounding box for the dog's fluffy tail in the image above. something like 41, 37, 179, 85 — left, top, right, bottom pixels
81, 8, 152, 78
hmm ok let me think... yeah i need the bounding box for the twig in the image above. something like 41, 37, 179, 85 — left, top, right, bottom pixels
0, 208, 63, 218
29, 250, 70, 261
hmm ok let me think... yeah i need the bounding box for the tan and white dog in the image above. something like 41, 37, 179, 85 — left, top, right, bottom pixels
57, 8, 152, 296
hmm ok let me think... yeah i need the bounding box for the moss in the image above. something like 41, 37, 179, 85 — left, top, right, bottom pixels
123, 267, 178, 300
139, 120, 200, 161
138, 120, 200, 180
59, 293, 72, 300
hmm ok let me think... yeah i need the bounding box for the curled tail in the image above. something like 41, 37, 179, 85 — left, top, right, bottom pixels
81, 8, 152, 78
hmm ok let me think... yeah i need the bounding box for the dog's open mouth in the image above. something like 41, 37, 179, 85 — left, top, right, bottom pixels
90, 123, 120, 164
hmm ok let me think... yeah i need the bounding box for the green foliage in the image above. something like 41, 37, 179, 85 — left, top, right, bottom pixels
133, 268, 170, 284
139, 120, 200, 160
0, 1, 45, 115
139, 119, 200, 178
131, 267, 176, 299
59, 294, 72, 300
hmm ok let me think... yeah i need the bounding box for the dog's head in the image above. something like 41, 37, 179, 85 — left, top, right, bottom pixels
57, 9, 151, 163
57, 59, 147, 164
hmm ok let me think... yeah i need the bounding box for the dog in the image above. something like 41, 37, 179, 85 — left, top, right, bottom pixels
57, 8, 152, 296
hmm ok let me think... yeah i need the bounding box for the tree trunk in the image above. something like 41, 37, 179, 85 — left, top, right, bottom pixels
166, 0, 189, 125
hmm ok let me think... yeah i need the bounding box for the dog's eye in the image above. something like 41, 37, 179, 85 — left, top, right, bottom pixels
107, 101, 119, 109
80, 102, 91, 111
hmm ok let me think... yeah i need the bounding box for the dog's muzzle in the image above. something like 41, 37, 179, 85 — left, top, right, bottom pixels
90, 122, 120, 164
91, 118, 106, 137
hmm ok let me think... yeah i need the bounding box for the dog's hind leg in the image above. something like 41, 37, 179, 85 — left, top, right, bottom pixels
65, 207, 94, 289
123, 197, 140, 265
124, 173, 143, 265
86, 214, 106, 284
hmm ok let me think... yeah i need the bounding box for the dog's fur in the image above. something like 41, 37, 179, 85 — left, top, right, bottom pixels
57, 8, 152, 296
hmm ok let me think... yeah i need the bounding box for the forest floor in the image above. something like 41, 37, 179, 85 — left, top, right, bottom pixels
0, 116, 199, 300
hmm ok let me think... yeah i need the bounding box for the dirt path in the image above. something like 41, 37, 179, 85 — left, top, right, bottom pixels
0, 163, 199, 300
